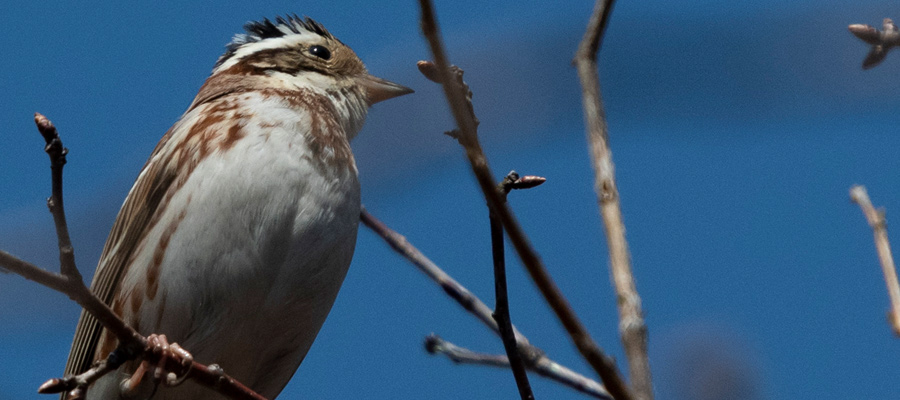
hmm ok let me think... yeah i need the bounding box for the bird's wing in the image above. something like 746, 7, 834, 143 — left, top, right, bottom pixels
63, 126, 180, 378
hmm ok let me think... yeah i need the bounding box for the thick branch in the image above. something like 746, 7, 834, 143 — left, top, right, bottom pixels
360, 209, 610, 399
573, 1, 653, 399
416, 2, 633, 398
850, 185, 900, 336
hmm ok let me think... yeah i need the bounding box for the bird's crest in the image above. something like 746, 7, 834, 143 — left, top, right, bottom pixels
215, 15, 335, 69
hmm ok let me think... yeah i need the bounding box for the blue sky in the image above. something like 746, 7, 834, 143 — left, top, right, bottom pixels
3, 1, 900, 399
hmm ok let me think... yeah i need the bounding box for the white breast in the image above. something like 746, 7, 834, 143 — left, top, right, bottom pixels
92, 91, 361, 399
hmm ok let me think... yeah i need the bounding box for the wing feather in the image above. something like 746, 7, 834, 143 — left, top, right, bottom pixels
62, 78, 260, 391
63, 82, 249, 380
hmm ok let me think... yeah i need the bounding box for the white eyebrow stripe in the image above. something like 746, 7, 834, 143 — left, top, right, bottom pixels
212, 33, 319, 74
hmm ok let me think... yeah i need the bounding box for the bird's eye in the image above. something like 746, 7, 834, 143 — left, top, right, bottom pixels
308, 45, 332, 60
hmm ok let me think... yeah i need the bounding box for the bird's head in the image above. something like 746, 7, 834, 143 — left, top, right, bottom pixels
190, 15, 412, 136
196, 16, 410, 102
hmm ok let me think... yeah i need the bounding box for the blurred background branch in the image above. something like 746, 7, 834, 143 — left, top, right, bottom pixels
850, 185, 900, 336
574, 0, 652, 398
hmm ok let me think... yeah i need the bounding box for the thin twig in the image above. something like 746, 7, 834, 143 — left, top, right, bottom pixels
0, 114, 266, 400
492, 171, 540, 400
35, 113, 80, 280
360, 208, 522, 340
426, 334, 611, 399
850, 185, 900, 336
360, 209, 610, 399
573, 1, 652, 399
426, 334, 512, 368
416, 2, 633, 397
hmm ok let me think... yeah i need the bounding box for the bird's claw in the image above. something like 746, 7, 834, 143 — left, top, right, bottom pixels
120, 334, 194, 395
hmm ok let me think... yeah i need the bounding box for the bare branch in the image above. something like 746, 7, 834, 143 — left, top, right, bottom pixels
416, 2, 633, 398
425, 334, 612, 399
0, 114, 266, 400
850, 185, 900, 336
360, 209, 610, 399
573, 1, 653, 398
849, 18, 900, 69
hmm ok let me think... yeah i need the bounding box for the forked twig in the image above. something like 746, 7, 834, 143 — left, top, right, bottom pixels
416, 1, 633, 398
573, 1, 652, 398
850, 185, 900, 336
38, 358, 116, 399
0, 114, 266, 400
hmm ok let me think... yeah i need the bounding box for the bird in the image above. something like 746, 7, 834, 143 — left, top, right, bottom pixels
62, 15, 412, 399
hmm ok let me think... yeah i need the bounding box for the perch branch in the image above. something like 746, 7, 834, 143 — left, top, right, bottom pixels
850, 185, 900, 336
0, 113, 265, 400
360, 209, 610, 399
573, 1, 653, 398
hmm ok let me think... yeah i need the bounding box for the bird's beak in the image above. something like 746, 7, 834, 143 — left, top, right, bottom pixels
359, 74, 414, 105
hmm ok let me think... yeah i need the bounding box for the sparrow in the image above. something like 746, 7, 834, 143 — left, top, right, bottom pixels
62, 15, 412, 399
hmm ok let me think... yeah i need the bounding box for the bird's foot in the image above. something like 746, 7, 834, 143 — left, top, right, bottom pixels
120, 334, 194, 395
